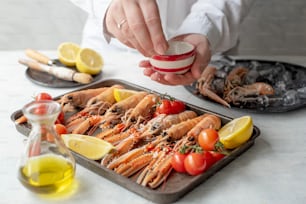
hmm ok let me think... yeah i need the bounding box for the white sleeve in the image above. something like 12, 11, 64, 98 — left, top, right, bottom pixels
173, 0, 255, 54
70, 0, 112, 43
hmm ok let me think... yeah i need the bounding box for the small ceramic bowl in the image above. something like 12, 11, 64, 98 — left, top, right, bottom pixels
149, 41, 195, 74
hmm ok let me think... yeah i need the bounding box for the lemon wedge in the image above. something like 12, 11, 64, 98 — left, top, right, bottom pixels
76, 48, 103, 75
113, 88, 138, 102
61, 134, 114, 160
218, 116, 253, 149
57, 42, 81, 67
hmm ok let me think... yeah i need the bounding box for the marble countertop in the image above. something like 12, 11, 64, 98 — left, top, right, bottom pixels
1, 50, 306, 204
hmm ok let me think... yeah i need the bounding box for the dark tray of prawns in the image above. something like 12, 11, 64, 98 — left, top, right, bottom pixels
185, 56, 306, 112
11, 79, 260, 204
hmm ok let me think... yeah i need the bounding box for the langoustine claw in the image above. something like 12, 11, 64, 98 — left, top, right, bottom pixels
196, 66, 231, 107
136, 145, 173, 188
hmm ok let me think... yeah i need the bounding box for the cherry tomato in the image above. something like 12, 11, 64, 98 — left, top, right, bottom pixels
198, 128, 219, 151
54, 124, 68, 135
170, 100, 186, 114
33, 104, 47, 115
55, 110, 65, 124
184, 152, 206, 176
202, 151, 215, 169
156, 99, 172, 115
210, 151, 225, 162
171, 151, 187, 173
35, 92, 52, 101
155, 99, 185, 115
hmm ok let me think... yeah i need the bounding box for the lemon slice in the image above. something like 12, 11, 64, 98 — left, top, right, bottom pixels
62, 134, 114, 160
76, 48, 103, 75
113, 88, 138, 102
57, 42, 81, 67
218, 116, 253, 149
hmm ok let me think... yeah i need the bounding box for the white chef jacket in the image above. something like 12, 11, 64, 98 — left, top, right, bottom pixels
71, 0, 254, 54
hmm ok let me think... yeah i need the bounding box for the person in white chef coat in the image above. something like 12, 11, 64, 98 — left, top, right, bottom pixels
70, 0, 254, 85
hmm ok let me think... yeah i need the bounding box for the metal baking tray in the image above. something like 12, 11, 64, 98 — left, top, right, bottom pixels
185, 56, 306, 112
11, 79, 260, 204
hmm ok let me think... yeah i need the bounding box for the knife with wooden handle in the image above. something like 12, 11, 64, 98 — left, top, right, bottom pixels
18, 58, 93, 84
25, 49, 56, 66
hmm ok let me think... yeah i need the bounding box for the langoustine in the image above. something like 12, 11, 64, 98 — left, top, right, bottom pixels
57, 87, 107, 112
121, 93, 159, 130
100, 91, 149, 128
196, 66, 231, 108
196, 65, 275, 108
136, 113, 222, 188
65, 84, 123, 125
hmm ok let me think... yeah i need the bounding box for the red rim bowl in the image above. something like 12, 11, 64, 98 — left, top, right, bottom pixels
150, 41, 195, 74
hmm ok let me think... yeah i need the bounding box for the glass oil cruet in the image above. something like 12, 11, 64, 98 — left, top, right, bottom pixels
17, 100, 75, 194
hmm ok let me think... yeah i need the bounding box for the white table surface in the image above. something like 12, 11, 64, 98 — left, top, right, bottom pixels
1, 50, 306, 204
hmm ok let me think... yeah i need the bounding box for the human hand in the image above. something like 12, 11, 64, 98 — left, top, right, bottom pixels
139, 34, 212, 85
105, 0, 168, 57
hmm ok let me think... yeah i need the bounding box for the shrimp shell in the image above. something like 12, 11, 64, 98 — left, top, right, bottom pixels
123, 93, 159, 128
58, 87, 107, 112
86, 84, 124, 107
140, 110, 197, 138
187, 113, 221, 138
163, 114, 206, 141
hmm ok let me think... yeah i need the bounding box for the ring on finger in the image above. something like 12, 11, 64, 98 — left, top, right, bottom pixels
117, 19, 127, 29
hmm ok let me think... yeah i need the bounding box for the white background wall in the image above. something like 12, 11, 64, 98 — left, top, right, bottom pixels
1, 0, 306, 56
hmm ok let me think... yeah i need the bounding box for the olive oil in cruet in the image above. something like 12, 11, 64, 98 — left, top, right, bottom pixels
17, 100, 75, 194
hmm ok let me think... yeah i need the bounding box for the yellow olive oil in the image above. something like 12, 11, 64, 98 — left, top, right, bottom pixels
18, 154, 75, 194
